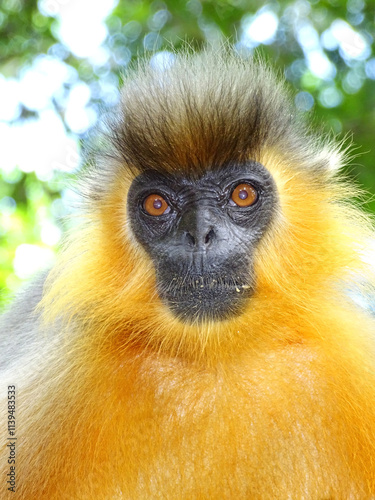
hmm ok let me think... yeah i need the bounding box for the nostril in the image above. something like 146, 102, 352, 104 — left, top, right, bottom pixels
205, 229, 215, 245
185, 232, 195, 247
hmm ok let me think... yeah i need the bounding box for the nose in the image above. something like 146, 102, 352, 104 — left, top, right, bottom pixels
179, 207, 217, 251
185, 227, 215, 249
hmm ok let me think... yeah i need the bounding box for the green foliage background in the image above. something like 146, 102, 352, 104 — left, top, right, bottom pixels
0, 0, 374, 302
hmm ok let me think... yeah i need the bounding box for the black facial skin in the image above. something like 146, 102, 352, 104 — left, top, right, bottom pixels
127, 162, 277, 322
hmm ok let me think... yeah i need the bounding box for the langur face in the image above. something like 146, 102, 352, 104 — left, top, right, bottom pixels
128, 160, 277, 322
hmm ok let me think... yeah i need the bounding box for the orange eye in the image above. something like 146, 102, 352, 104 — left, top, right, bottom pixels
143, 194, 170, 216
231, 183, 258, 207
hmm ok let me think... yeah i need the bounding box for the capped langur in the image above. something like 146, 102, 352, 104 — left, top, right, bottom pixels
2, 48, 375, 499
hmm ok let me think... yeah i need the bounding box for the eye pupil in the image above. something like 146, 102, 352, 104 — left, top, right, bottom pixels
153, 199, 162, 210
238, 190, 248, 200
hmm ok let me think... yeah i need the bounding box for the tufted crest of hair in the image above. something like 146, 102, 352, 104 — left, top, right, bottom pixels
83, 48, 342, 200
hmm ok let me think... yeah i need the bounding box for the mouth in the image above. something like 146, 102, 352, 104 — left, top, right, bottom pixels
157, 273, 253, 322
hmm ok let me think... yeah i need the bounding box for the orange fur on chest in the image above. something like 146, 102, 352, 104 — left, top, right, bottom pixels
14, 329, 375, 499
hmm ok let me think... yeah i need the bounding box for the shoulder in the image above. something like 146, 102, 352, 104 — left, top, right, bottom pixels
0, 271, 49, 365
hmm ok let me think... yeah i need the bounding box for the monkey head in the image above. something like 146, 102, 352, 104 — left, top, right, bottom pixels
42, 48, 369, 361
